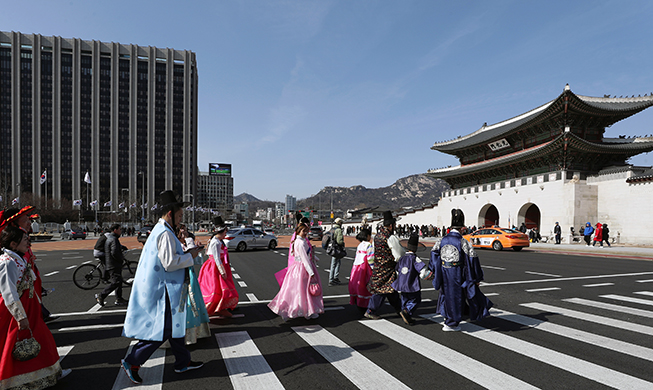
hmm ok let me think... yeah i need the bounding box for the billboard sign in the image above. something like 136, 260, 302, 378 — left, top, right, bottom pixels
209, 163, 232, 176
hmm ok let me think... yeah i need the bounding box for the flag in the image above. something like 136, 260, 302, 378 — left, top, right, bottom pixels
84, 172, 92, 184
12, 197, 19, 205
185, 205, 193, 211
118, 202, 125, 209
151, 204, 158, 210
73, 199, 82, 206
141, 203, 148, 209
40, 170, 47, 185
104, 200, 112, 207
90, 200, 98, 207
130, 203, 137, 208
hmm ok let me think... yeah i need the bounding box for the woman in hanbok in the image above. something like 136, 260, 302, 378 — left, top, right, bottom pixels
177, 226, 210, 345
268, 224, 324, 320
198, 217, 239, 318
275, 214, 311, 287
349, 228, 374, 311
0, 225, 70, 389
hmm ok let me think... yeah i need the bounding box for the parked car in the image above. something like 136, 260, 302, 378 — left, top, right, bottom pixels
463, 226, 529, 251
61, 228, 87, 240
308, 226, 323, 241
264, 228, 276, 235
137, 225, 154, 244
223, 228, 277, 251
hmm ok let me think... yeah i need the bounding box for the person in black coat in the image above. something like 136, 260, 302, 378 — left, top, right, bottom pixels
96, 224, 128, 306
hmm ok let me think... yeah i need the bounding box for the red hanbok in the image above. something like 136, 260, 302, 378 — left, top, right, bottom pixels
198, 237, 239, 314
0, 249, 61, 389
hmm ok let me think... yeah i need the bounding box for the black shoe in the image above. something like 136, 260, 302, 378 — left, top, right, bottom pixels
44, 315, 60, 323
400, 310, 415, 325
95, 294, 105, 307
114, 298, 129, 306
175, 361, 204, 373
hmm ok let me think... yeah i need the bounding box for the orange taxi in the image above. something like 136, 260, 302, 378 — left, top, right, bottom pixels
463, 226, 530, 251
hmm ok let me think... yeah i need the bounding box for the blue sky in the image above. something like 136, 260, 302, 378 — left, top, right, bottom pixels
4, 1, 653, 201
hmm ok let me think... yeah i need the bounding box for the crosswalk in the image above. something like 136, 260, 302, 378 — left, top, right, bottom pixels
92, 289, 653, 389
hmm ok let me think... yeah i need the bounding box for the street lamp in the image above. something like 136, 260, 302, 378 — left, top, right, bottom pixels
15, 183, 20, 207
184, 193, 194, 233
138, 171, 145, 223
121, 188, 129, 226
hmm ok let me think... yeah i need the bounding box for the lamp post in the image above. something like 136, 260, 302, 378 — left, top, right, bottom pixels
15, 183, 20, 207
121, 188, 129, 226
138, 171, 145, 224
184, 194, 194, 233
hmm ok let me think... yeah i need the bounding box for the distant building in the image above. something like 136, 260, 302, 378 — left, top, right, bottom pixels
234, 202, 249, 221
197, 170, 233, 218
0, 31, 198, 217
285, 194, 296, 213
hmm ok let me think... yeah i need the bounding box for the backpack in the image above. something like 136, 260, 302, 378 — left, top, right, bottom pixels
321, 231, 332, 250
94, 232, 108, 252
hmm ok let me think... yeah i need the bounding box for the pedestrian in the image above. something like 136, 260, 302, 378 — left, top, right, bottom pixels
583, 222, 594, 247
198, 216, 239, 318
554, 222, 562, 244
0, 224, 71, 389
93, 228, 111, 281
268, 224, 324, 320
391, 233, 426, 325
95, 224, 129, 307
364, 211, 404, 320
601, 224, 612, 247
428, 209, 493, 331
328, 217, 346, 286
592, 222, 604, 248
349, 228, 374, 312
274, 214, 310, 287
519, 222, 527, 233
121, 190, 204, 384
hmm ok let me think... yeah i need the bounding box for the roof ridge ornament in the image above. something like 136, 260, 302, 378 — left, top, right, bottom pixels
564, 83, 570, 91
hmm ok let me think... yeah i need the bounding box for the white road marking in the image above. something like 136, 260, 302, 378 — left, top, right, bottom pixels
111, 341, 164, 390
521, 302, 653, 336
482, 271, 653, 287
420, 313, 653, 389
44, 271, 59, 277
66, 265, 77, 270
323, 306, 345, 311
491, 308, 653, 361
293, 325, 410, 390
59, 324, 124, 332
82, 260, 93, 265
362, 319, 538, 390
238, 281, 247, 288
582, 283, 614, 287
57, 345, 74, 362
600, 294, 653, 307
62, 256, 84, 260
215, 331, 284, 390
525, 271, 561, 278
564, 298, 653, 319
246, 293, 259, 302
63, 252, 80, 255
485, 293, 500, 296
634, 291, 653, 297
233, 273, 241, 279
525, 287, 560, 293
52, 309, 127, 317
636, 279, 653, 283
483, 265, 506, 270
210, 314, 245, 319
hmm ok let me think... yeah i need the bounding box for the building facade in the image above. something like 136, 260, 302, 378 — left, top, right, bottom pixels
0, 31, 198, 218
196, 170, 233, 218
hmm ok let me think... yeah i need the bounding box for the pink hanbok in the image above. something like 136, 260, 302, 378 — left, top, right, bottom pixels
274, 231, 314, 287
268, 236, 323, 320
198, 236, 239, 314
349, 241, 374, 308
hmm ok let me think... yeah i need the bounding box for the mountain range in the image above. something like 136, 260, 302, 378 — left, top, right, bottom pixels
234, 174, 450, 213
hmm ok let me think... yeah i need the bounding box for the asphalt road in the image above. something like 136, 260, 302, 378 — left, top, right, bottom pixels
34, 242, 653, 390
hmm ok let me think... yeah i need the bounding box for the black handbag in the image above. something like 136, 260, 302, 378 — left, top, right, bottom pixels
12, 328, 41, 361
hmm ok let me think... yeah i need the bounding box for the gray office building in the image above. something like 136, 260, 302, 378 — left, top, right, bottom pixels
197, 170, 233, 218
0, 31, 198, 218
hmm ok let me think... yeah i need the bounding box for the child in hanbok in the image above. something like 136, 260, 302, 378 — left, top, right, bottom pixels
198, 217, 239, 318
177, 226, 210, 345
349, 228, 374, 311
268, 224, 324, 320
391, 233, 426, 325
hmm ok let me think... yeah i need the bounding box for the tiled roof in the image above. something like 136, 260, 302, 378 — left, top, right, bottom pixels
626, 168, 653, 183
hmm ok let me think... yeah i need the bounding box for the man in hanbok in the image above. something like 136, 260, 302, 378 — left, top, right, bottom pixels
120, 190, 203, 384
429, 209, 493, 331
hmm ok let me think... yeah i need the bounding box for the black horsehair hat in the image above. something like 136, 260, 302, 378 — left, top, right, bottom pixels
159, 190, 189, 211
382, 210, 396, 226
450, 209, 465, 229
213, 216, 228, 232
407, 233, 419, 252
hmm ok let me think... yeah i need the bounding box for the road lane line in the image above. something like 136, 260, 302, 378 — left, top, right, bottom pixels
521, 302, 653, 336
564, 298, 653, 319
483, 265, 506, 270
88, 304, 102, 313
634, 291, 653, 297
490, 308, 653, 361
82, 260, 93, 265
57, 346, 74, 362
420, 313, 653, 390
292, 325, 410, 390
323, 306, 345, 311
485, 293, 500, 296
59, 324, 124, 332
233, 273, 241, 279
246, 293, 259, 302
63, 252, 80, 255
525, 271, 562, 278
636, 279, 653, 283
215, 331, 284, 390
600, 294, 653, 307
482, 271, 653, 287
361, 319, 538, 390
238, 281, 247, 288
62, 256, 84, 260
52, 309, 127, 317
525, 287, 560, 292
112, 341, 164, 390
44, 271, 59, 277
66, 265, 77, 270
582, 283, 614, 287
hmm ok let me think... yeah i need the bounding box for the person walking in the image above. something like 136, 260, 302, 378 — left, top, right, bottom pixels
364, 211, 404, 320
583, 222, 594, 247
592, 222, 604, 248
349, 228, 374, 312
95, 224, 129, 307
428, 209, 493, 331
93, 228, 111, 281
391, 233, 426, 325
268, 224, 324, 320
601, 224, 612, 247
120, 191, 204, 384
554, 222, 562, 244
328, 218, 346, 286
198, 217, 239, 318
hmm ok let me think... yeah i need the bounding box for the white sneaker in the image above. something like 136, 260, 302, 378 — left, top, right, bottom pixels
442, 324, 461, 332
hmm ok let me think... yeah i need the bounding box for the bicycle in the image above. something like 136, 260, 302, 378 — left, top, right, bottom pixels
72, 249, 140, 290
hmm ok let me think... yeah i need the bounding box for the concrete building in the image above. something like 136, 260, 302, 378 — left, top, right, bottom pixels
197, 170, 233, 218
0, 31, 198, 218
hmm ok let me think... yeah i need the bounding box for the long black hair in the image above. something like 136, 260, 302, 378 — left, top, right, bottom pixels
0, 225, 26, 256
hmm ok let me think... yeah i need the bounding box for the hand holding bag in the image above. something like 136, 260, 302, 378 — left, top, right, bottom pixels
13, 328, 41, 361
308, 277, 322, 296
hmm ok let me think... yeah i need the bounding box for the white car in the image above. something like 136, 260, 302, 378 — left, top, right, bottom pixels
224, 228, 278, 251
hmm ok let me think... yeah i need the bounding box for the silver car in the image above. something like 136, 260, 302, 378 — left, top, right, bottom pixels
224, 228, 278, 251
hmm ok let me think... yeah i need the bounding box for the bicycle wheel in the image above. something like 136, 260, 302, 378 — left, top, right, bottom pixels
73, 263, 102, 290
